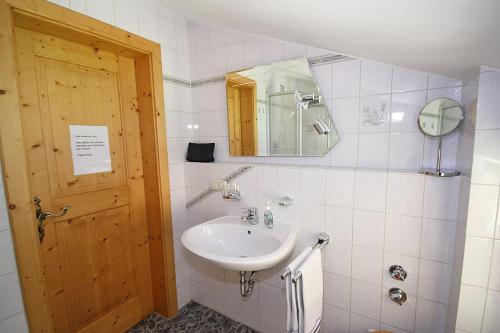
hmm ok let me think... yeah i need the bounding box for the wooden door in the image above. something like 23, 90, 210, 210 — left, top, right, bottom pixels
13, 27, 154, 333
226, 75, 257, 156
239, 84, 258, 155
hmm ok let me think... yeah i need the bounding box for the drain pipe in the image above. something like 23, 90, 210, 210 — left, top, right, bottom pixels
239, 271, 257, 297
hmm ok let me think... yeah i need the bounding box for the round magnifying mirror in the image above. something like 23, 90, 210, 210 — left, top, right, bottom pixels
418, 98, 464, 138
417, 98, 464, 177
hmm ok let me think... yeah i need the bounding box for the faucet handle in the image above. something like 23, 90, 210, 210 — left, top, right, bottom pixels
389, 288, 407, 305
389, 265, 407, 281
242, 207, 257, 216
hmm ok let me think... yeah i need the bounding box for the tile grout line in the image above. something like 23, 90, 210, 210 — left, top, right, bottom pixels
355, 60, 362, 170
0, 310, 25, 325
0, 270, 18, 279
348, 169, 356, 331
379, 168, 389, 327
479, 188, 500, 331
381, 72, 395, 327
412, 174, 428, 333
386, 66, 394, 170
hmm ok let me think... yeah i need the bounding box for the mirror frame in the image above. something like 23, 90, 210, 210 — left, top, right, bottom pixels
417, 97, 464, 139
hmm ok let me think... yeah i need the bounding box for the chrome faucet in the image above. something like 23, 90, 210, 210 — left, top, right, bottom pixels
241, 208, 259, 225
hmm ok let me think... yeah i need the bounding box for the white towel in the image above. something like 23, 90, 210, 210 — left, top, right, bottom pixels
285, 246, 312, 333
296, 248, 323, 333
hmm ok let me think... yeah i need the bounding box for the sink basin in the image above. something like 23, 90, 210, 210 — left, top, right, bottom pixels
181, 215, 297, 271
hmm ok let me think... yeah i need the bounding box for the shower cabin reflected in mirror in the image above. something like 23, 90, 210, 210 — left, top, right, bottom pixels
225, 57, 339, 157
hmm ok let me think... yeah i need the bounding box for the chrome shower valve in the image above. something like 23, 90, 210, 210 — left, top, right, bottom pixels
389, 287, 407, 305
389, 264, 408, 281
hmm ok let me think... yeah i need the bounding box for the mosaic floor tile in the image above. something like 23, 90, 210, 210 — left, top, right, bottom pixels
128, 300, 259, 333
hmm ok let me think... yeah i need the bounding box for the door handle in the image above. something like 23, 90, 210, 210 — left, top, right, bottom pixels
34, 196, 70, 243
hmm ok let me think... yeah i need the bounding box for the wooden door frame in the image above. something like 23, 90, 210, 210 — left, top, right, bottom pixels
0, 1, 177, 332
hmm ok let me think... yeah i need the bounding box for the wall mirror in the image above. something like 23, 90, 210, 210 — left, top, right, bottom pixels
418, 97, 464, 177
225, 57, 339, 157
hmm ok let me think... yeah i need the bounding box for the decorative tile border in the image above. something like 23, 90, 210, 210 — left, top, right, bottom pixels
191, 76, 226, 87
308, 53, 351, 65
222, 165, 253, 182
163, 53, 352, 87
185, 188, 216, 209
162, 75, 191, 87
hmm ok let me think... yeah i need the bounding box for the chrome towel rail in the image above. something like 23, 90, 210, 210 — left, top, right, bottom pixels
280, 232, 330, 281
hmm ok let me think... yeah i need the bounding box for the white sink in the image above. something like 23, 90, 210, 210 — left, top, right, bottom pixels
181, 215, 297, 271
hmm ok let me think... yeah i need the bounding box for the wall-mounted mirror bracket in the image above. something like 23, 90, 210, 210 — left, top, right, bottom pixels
417, 97, 464, 177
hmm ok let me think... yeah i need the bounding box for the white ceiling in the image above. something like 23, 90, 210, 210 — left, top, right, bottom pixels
161, 0, 500, 79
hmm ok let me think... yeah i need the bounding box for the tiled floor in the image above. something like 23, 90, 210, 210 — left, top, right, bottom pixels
128, 301, 258, 333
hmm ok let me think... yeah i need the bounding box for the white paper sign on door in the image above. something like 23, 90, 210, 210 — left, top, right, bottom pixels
69, 125, 112, 175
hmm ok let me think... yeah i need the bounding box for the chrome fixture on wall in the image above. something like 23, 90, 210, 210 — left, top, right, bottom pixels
418, 97, 464, 177
312, 114, 332, 135
294, 89, 323, 111
185, 166, 253, 208
389, 288, 407, 305
238, 208, 261, 296
281, 233, 330, 281
272, 196, 295, 207
241, 208, 259, 225
389, 265, 408, 281
221, 182, 242, 201
239, 271, 257, 297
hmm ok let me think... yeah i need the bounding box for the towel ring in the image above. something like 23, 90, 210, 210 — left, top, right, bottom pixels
280, 232, 330, 281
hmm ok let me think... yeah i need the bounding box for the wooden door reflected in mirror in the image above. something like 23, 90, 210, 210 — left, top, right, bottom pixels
225, 57, 339, 157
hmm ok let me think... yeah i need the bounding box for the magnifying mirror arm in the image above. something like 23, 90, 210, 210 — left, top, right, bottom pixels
436, 136, 442, 172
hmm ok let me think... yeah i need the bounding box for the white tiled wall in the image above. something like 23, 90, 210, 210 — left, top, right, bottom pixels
4, 2, 496, 333
183, 163, 460, 333
454, 67, 500, 333
444, 68, 479, 332
0, 161, 29, 332
187, 23, 463, 171
182, 22, 466, 333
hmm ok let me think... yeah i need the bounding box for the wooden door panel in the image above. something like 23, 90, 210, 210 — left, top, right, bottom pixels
13, 27, 154, 333
79, 298, 143, 333
239, 86, 257, 155
30, 31, 120, 73
226, 76, 257, 156
50, 185, 130, 222
55, 206, 137, 329
35, 57, 126, 197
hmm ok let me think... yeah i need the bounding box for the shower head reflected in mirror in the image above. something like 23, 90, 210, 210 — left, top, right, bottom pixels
313, 115, 331, 135
294, 89, 323, 111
